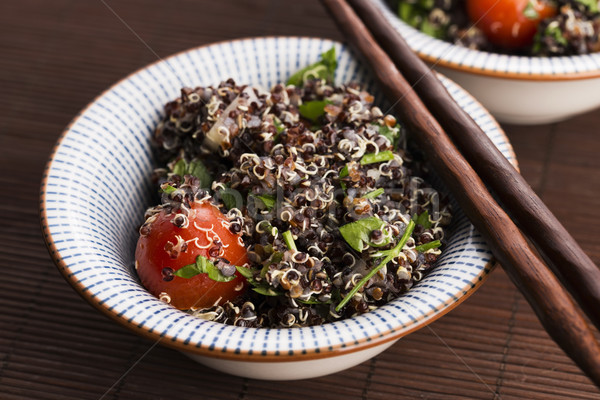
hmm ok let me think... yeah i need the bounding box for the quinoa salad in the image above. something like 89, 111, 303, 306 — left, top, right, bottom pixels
134, 49, 451, 328
393, 0, 600, 56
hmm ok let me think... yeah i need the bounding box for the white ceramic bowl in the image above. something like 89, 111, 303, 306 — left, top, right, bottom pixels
40, 37, 516, 380
374, 0, 600, 125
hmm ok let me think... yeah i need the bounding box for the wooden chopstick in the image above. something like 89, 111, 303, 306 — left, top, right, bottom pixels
320, 0, 600, 387
347, 0, 600, 337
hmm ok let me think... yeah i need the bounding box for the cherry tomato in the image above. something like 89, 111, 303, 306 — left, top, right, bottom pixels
466, 0, 556, 50
135, 201, 248, 310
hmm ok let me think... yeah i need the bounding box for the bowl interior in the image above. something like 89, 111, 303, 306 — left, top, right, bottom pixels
41, 37, 515, 359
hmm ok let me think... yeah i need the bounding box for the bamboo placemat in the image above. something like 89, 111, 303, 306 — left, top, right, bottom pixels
1, 0, 600, 398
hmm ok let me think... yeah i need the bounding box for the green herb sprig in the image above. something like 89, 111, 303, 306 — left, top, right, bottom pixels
360, 150, 394, 165
287, 47, 337, 87
299, 100, 332, 122
174, 255, 236, 282
339, 216, 386, 252
282, 230, 297, 252
336, 219, 416, 311
414, 240, 441, 252
172, 158, 213, 188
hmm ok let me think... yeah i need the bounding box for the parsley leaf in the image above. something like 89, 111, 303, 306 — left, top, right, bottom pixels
299, 100, 332, 122
172, 158, 213, 188
174, 255, 236, 282
412, 210, 432, 229
287, 47, 337, 87
339, 216, 385, 252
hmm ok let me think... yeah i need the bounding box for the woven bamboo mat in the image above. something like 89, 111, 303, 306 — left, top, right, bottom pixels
2, 0, 600, 398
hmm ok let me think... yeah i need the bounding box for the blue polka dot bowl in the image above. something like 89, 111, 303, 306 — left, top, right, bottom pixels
40, 37, 516, 380
374, 0, 600, 125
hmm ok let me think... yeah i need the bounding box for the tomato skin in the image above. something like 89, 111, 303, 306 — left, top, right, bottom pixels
466, 0, 556, 50
135, 201, 248, 310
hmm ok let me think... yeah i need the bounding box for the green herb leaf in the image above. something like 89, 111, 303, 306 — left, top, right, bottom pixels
297, 297, 332, 305
398, 1, 415, 22
374, 124, 401, 147
339, 164, 349, 191
282, 230, 297, 252
172, 159, 186, 177
360, 150, 395, 166
339, 165, 349, 178
336, 219, 416, 311
420, 18, 444, 39
218, 188, 241, 210
235, 266, 254, 279
415, 240, 441, 252
412, 210, 432, 229
161, 184, 177, 194
287, 47, 337, 87
339, 216, 385, 252
273, 117, 285, 134
575, 0, 599, 13
272, 116, 285, 143
362, 188, 385, 200
253, 194, 276, 210
523, 1, 540, 19
253, 286, 281, 296
171, 158, 213, 188
299, 100, 332, 122
174, 255, 236, 282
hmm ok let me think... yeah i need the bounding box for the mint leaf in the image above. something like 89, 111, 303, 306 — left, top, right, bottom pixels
253, 194, 276, 210
412, 210, 432, 229
360, 150, 394, 165
171, 158, 213, 188
339, 216, 385, 252
218, 188, 241, 210
187, 160, 212, 188
299, 100, 332, 122
172, 159, 186, 177
287, 47, 337, 87
253, 286, 281, 296
235, 266, 254, 279
174, 255, 236, 282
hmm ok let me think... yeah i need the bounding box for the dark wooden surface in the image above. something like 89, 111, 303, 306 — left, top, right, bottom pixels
1, 1, 600, 398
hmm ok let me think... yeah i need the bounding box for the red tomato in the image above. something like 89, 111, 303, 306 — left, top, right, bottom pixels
135, 201, 248, 310
466, 0, 556, 50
